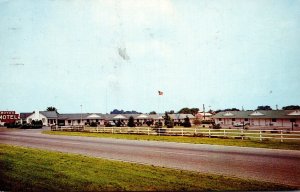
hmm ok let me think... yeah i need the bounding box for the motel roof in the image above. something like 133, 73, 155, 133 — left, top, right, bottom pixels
21, 111, 196, 121
40, 111, 58, 118
213, 110, 300, 119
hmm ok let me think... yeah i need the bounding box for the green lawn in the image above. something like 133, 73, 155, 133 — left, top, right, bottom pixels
0, 144, 295, 191
43, 130, 300, 150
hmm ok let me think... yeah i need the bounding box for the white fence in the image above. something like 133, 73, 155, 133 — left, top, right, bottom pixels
51, 126, 300, 142
51, 125, 84, 131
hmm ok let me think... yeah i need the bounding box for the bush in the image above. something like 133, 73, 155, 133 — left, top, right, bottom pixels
21, 124, 32, 129
90, 122, 98, 127
154, 121, 162, 128
183, 116, 191, 127
146, 120, 153, 127
127, 116, 135, 127
6, 122, 22, 128
164, 113, 174, 128
212, 123, 221, 129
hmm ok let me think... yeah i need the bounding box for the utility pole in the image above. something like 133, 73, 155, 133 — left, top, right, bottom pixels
203, 104, 205, 120
80, 104, 82, 126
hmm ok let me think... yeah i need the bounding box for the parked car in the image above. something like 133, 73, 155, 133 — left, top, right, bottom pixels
233, 122, 249, 127
105, 121, 116, 127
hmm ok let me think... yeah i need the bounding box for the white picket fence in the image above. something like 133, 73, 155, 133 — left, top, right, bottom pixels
51, 126, 300, 142
83, 127, 300, 142
51, 125, 84, 131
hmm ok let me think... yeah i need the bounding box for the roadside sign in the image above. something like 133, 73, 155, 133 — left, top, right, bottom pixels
0, 111, 20, 123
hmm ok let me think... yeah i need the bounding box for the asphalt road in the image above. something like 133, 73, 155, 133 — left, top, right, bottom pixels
0, 128, 299, 187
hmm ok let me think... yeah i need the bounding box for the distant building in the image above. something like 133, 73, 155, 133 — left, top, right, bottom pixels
213, 110, 300, 129
195, 112, 213, 121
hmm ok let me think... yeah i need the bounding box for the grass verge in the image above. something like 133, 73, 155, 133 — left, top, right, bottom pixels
0, 144, 295, 191
43, 130, 300, 150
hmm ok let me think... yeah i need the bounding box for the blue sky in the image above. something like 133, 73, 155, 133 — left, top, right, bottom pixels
0, 0, 299, 113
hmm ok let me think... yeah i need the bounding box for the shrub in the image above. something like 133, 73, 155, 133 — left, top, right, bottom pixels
164, 112, 174, 128
183, 116, 192, 127
127, 116, 135, 127
212, 123, 221, 129
6, 122, 22, 128
146, 120, 153, 127
154, 121, 162, 128
90, 122, 97, 127
31, 120, 43, 129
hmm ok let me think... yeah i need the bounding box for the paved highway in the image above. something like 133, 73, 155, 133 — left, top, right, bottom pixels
0, 128, 299, 187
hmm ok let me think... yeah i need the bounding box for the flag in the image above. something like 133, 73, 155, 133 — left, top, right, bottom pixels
158, 90, 163, 96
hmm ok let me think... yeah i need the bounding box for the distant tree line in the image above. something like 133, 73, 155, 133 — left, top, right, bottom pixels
110, 109, 142, 114
177, 108, 199, 115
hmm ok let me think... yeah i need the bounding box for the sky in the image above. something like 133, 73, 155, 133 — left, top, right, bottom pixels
0, 0, 300, 113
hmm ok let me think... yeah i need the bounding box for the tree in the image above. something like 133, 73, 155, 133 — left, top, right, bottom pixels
163, 112, 174, 128
46, 106, 57, 112
127, 116, 135, 127
183, 116, 192, 127
190, 108, 199, 115
149, 111, 157, 115
256, 106, 272, 110
215, 108, 240, 113
282, 105, 300, 110
178, 107, 191, 114
178, 107, 199, 115
111, 109, 142, 114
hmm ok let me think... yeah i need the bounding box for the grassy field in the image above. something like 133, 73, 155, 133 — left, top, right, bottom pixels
0, 144, 295, 191
43, 130, 300, 150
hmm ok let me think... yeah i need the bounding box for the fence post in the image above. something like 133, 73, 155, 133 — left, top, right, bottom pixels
241, 129, 244, 140
209, 129, 211, 138
280, 130, 283, 142
223, 129, 226, 137
137, 127, 139, 134
158, 127, 160, 136
128, 127, 130, 134
96, 126, 98, 133
103, 127, 105, 133
148, 127, 150, 135
260, 130, 262, 141
112, 127, 114, 134
181, 127, 184, 136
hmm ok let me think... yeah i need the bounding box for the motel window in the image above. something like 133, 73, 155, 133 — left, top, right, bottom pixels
219, 118, 222, 121
272, 118, 277, 122
42, 118, 45, 123
78, 120, 81, 124
232, 118, 235, 121
290, 119, 296, 123
96, 119, 98, 122
68, 120, 71, 124
244, 118, 248, 121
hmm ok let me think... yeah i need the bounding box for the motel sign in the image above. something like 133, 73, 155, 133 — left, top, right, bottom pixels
0, 111, 20, 123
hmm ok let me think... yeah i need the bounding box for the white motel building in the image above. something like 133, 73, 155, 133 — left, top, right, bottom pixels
213, 110, 300, 129
19, 111, 195, 127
